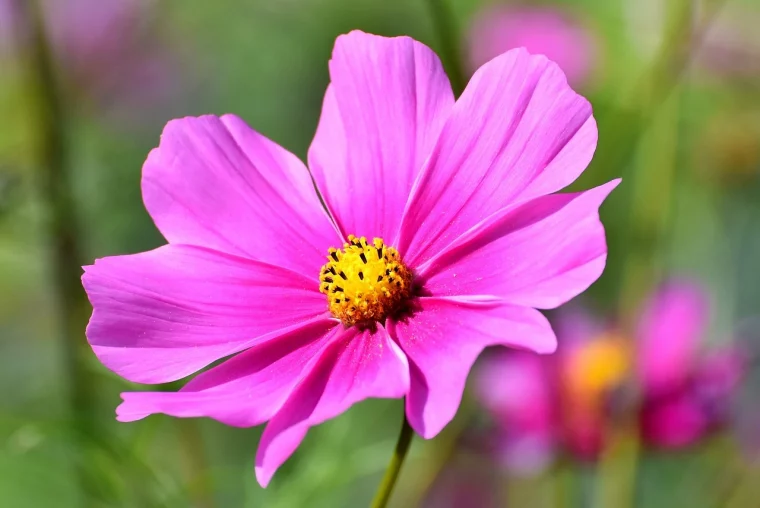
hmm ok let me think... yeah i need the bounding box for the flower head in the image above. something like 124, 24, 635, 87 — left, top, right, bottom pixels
82, 31, 617, 486
476, 280, 744, 473
637, 282, 744, 448
467, 5, 597, 88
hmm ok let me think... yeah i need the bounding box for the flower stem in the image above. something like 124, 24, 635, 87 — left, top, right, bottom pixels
423, 0, 467, 96
370, 412, 414, 508
15, 0, 94, 504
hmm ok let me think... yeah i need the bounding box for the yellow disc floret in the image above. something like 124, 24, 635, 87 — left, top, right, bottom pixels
563, 333, 630, 407
319, 235, 413, 326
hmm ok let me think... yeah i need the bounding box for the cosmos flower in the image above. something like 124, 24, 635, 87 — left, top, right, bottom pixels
637, 284, 744, 448
476, 281, 744, 473
82, 30, 617, 486
467, 5, 597, 88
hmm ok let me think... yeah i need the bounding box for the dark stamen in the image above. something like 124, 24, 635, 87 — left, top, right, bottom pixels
377, 275, 383, 282
333, 286, 344, 292
324, 277, 333, 283
329, 267, 336, 275
331, 251, 339, 262
360, 253, 367, 264
377, 247, 383, 259
358, 272, 364, 280
339, 271, 347, 280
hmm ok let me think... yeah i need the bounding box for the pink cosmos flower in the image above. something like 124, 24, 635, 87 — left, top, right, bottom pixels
82, 30, 617, 486
477, 310, 626, 468
476, 281, 743, 472
467, 5, 596, 88
637, 284, 744, 448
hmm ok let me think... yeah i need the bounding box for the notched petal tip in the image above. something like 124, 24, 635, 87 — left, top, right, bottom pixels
335, 29, 412, 47
115, 394, 151, 423
485, 46, 577, 94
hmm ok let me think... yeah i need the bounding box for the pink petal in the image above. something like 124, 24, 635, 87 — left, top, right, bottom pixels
636, 281, 709, 395
417, 180, 619, 309
116, 319, 338, 427
308, 30, 455, 241
83, 244, 329, 384
255, 324, 409, 486
142, 114, 340, 276
640, 392, 709, 449
389, 297, 556, 439
398, 48, 597, 266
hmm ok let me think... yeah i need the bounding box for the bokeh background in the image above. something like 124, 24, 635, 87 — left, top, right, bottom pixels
1, 0, 759, 506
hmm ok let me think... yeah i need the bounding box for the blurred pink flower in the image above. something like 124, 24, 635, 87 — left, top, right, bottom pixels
1, 0, 180, 121
467, 5, 596, 88
476, 350, 557, 474
82, 31, 616, 486
636, 281, 709, 396
476, 280, 744, 472
636, 282, 744, 448
640, 341, 745, 449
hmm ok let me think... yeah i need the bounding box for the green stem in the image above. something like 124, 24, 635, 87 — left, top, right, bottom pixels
370, 412, 414, 508
593, 1, 709, 507
15, 0, 93, 503
423, 0, 467, 96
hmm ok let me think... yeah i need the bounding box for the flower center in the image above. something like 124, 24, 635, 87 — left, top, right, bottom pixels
319, 235, 413, 326
563, 333, 630, 406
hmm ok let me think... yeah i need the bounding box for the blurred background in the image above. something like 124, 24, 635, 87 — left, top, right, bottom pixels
0, 0, 759, 506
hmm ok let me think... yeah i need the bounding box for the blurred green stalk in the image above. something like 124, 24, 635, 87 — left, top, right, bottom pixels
616, 86, 682, 327
14, 0, 94, 505
574, 0, 729, 191
593, 0, 702, 507
369, 413, 414, 508
424, 0, 467, 95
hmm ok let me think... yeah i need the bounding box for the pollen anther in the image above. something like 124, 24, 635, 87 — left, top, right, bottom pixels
319, 235, 413, 326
